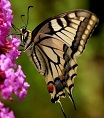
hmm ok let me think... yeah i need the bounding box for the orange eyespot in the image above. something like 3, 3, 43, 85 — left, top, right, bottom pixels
47, 83, 54, 93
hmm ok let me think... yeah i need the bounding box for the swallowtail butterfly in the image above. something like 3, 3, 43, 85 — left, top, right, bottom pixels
14, 8, 99, 118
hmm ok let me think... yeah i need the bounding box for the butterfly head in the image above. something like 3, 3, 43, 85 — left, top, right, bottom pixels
21, 26, 27, 34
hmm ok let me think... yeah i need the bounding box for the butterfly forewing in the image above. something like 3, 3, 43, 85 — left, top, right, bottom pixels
21, 9, 99, 117
33, 10, 98, 56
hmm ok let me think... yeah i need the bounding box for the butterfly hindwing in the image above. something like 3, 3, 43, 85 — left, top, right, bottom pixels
31, 33, 78, 107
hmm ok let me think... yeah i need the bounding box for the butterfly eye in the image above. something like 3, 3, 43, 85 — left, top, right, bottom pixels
22, 27, 26, 33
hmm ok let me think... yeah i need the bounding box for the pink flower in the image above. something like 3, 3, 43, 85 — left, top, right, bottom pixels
0, 102, 15, 118
0, 0, 30, 117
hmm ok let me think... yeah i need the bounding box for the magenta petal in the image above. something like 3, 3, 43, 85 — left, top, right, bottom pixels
19, 89, 27, 102
24, 82, 30, 89
0, 102, 4, 110
1, 88, 11, 99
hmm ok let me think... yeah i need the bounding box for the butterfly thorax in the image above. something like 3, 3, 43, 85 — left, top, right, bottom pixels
20, 27, 33, 52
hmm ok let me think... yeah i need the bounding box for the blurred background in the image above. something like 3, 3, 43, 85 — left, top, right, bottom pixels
5, 0, 104, 118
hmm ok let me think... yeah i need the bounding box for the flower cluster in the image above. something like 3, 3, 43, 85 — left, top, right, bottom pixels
0, 0, 30, 117
0, 36, 30, 101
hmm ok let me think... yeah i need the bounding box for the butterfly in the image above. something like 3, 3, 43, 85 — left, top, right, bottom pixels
13, 8, 99, 118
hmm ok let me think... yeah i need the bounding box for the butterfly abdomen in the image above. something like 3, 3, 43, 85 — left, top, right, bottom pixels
30, 45, 48, 75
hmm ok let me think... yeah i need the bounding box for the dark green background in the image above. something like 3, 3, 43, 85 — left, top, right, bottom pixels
4, 0, 104, 118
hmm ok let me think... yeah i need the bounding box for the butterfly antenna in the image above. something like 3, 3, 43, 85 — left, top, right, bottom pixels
58, 101, 66, 118
25, 6, 33, 28
12, 23, 21, 33
21, 15, 26, 26
6, 33, 21, 38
